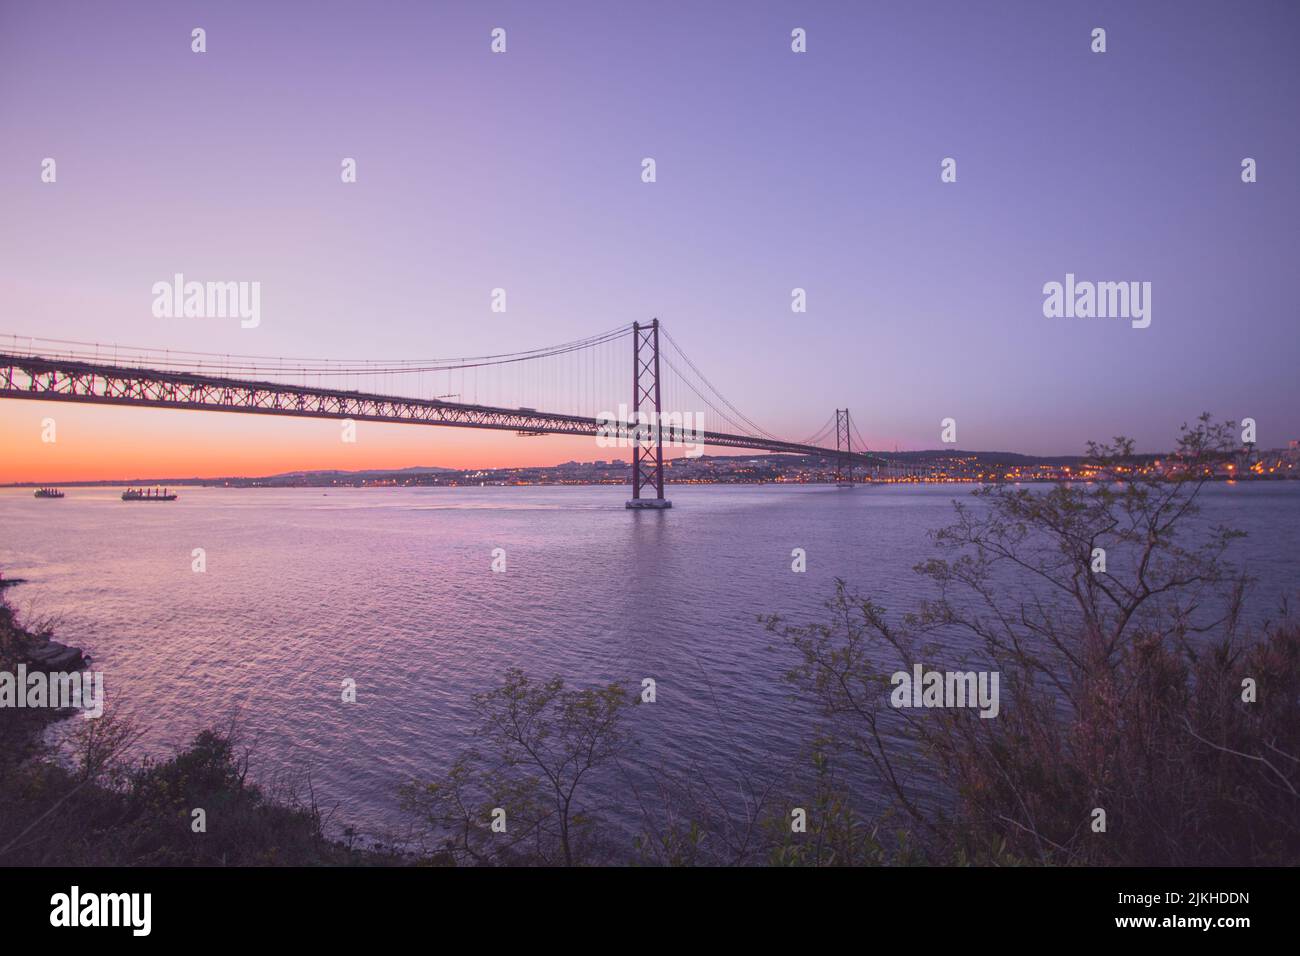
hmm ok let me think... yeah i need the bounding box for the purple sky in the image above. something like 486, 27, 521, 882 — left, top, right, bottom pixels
2, 0, 1297, 464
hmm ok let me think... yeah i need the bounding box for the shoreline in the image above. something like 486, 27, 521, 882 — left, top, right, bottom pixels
0, 579, 91, 674
0, 579, 93, 759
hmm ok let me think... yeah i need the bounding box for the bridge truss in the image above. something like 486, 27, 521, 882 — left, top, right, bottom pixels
0, 322, 888, 505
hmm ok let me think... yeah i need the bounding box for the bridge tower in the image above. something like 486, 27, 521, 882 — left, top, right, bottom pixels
626, 318, 672, 509
835, 408, 855, 488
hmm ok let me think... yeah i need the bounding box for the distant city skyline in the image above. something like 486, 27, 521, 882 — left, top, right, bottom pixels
8, 438, 1299, 489
3, 0, 1298, 481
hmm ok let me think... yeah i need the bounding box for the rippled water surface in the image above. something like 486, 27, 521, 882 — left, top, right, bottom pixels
3, 482, 1297, 835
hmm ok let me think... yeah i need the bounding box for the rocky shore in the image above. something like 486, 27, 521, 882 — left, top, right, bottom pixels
0, 582, 91, 673
19, 633, 90, 672
0, 580, 93, 749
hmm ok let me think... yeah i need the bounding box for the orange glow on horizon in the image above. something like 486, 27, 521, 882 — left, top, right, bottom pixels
0, 401, 644, 483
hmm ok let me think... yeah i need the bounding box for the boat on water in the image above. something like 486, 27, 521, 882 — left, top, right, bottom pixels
34, 487, 65, 499
122, 487, 178, 501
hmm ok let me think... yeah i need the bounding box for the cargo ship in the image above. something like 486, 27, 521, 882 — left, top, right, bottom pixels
122, 487, 177, 501
34, 487, 65, 499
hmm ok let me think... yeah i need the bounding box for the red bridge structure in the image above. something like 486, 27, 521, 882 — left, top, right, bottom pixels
1, 320, 888, 508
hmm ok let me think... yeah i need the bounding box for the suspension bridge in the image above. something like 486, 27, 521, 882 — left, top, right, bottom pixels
0, 321, 891, 508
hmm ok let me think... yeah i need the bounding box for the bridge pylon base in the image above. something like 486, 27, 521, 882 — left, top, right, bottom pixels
626, 498, 672, 509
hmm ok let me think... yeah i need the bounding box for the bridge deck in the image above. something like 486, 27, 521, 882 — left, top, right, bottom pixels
0, 352, 886, 467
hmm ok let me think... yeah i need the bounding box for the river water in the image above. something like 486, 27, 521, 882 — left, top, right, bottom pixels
2, 482, 1297, 842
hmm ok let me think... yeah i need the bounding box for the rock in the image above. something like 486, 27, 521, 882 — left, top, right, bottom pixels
47, 648, 86, 671
24, 640, 87, 671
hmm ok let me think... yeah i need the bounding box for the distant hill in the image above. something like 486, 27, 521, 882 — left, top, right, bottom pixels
876, 450, 1161, 466
263, 466, 455, 479
8, 451, 1185, 488
2, 465, 456, 488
